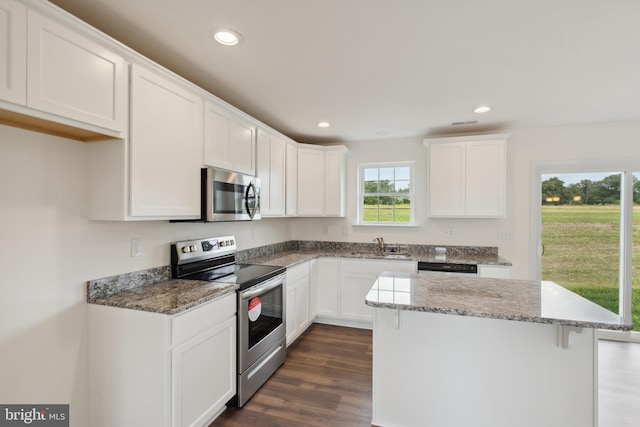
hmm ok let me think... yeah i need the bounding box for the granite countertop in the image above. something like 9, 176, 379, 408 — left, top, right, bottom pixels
89, 279, 238, 315
87, 241, 510, 316
87, 266, 238, 315
242, 248, 511, 269
365, 271, 633, 331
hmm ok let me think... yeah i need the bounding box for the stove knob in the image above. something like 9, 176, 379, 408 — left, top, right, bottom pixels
190, 245, 197, 252
182, 246, 190, 253
229, 239, 234, 246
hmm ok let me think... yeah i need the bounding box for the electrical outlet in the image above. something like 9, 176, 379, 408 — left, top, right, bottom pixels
444, 228, 455, 238
322, 224, 329, 235
498, 229, 513, 240
130, 239, 143, 257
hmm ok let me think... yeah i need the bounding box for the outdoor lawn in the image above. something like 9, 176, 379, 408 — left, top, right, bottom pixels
542, 205, 640, 331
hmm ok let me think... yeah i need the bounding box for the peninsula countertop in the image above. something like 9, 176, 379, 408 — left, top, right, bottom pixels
365, 271, 632, 331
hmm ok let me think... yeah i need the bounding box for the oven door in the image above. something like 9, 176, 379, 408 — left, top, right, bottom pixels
238, 273, 285, 373
203, 168, 261, 222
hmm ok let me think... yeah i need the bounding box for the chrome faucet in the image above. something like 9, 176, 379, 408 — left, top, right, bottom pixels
374, 237, 385, 253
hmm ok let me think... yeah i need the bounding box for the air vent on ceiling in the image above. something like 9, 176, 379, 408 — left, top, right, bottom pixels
451, 120, 478, 126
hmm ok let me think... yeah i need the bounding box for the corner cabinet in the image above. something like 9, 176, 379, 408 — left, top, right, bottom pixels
204, 100, 256, 176
285, 140, 298, 216
297, 144, 348, 217
257, 128, 286, 216
314, 258, 416, 329
424, 133, 508, 218
89, 293, 236, 427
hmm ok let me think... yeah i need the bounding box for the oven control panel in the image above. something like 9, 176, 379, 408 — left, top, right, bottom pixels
171, 235, 237, 263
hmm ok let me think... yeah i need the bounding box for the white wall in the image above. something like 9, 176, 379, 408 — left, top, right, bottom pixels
0, 125, 289, 427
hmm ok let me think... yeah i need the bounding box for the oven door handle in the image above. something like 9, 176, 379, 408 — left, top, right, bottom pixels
240, 274, 285, 300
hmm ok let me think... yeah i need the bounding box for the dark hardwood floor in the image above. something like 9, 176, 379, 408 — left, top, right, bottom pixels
211, 324, 640, 426
210, 324, 372, 427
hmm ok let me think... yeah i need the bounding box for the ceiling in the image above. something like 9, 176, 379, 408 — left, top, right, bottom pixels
48, 0, 640, 144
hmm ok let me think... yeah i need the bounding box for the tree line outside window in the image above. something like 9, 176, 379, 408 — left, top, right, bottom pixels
541, 174, 640, 205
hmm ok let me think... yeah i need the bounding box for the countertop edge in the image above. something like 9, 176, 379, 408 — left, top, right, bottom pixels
364, 299, 632, 331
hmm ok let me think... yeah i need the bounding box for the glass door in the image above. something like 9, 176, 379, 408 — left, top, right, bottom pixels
538, 169, 638, 336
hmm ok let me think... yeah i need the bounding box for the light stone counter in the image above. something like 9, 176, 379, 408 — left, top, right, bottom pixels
365, 271, 631, 330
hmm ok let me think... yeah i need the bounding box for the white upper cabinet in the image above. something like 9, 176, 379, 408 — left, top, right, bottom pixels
297, 144, 348, 217
297, 145, 325, 216
129, 64, 203, 218
0, 0, 26, 105
256, 128, 286, 216
26, 9, 127, 134
285, 140, 298, 216
324, 146, 347, 217
204, 100, 256, 176
425, 134, 508, 218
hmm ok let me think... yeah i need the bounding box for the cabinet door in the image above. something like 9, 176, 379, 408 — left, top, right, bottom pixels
204, 100, 255, 175
130, 64, 202, 218
297, 147, 325, 216
172, 316, 236, 427
315, 258, 339, 318
324, 147, 346, 217
308, 260, 318, 319
465, 139, 505, 217
257, 129, 286, 216
285, 281, 298, 346
428, 142, 465, 217
0, 0, 26, 105
285, 141, 298, 216
340, 259, 416, 323
26, 10, 126, 133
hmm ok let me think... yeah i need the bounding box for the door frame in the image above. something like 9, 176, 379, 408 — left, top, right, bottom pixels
530, 159, 639, 342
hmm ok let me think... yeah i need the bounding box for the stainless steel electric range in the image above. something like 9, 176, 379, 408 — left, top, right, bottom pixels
171, 236, 286, 407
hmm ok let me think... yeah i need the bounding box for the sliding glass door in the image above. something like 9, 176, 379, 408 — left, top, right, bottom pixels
537, 167, 638, 337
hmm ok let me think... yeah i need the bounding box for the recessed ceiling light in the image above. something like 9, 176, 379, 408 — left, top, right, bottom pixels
375, 130, 390, 136
213, 29, 242, 46
474, 105, 491, 114
317, 122, 331, 128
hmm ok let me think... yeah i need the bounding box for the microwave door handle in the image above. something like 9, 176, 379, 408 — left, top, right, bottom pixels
245, 182, 257, 219
241, 274, 285, 300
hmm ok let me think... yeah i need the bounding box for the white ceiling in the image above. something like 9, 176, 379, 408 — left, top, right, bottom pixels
48, 0, 640, 144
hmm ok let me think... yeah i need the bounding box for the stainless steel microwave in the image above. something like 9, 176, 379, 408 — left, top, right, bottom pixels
201, 168, 260, 222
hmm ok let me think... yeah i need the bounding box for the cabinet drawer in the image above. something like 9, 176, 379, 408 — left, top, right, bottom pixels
172, 293, 236, 346
287, 261, 310, 283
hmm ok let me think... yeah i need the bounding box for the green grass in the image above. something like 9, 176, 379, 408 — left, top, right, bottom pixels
542, 205, 640, 331
363, 204, 411, 223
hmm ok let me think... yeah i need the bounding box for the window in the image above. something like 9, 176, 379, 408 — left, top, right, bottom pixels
359, 162, 414, 225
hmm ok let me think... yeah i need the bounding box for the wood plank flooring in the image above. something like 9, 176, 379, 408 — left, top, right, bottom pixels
210, 324, 372, 427
211, 325, 640, 427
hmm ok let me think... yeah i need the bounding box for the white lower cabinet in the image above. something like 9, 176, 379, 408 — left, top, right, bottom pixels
314, 258, 339, 318
315, 258, 417, 328
285, 261, 311, 346
89, 293, 236, 427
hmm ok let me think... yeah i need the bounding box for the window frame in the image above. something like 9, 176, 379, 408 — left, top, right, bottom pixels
357, 161, 415, 226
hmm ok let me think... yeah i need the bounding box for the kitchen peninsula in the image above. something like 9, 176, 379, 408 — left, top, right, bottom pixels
365, 272, 632, 427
